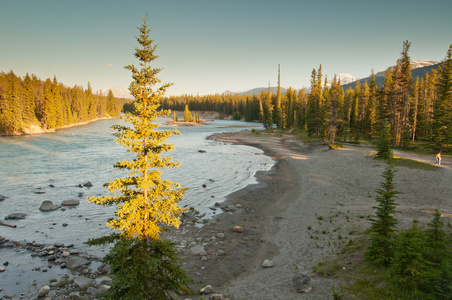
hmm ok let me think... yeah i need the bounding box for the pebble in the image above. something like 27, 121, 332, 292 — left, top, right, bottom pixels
262, 259, 274, 268
0, 266, 6, 272
233, 226, 244, 233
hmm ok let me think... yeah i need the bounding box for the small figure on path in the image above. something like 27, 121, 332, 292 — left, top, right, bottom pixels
436, 152, 442, 166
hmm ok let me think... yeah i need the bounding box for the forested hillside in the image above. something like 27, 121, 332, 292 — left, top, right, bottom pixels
0, 71, 126, 135
161, 42, 451, 153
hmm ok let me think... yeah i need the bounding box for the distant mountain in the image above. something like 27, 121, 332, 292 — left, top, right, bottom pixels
99, 86, 133, 99
374, 60, 439, 77
341, 60, 441, 90
328, 73, 358, 86
224, 87, 288, 96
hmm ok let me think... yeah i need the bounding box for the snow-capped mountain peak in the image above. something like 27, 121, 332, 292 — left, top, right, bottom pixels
99, 86, 133, 99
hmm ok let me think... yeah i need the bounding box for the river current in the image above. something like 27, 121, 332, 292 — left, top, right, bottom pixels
0, 118, 274, 297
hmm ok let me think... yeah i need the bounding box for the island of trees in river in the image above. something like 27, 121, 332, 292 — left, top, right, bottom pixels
0, 71, 131, 135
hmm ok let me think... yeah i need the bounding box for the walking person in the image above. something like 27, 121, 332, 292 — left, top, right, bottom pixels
436, 152, 442, 166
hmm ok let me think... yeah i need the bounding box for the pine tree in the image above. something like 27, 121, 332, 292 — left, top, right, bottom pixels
376, 119, 392, 160
366, 163, 400, 266
431, 45, 452, 152
86, 16, 190, 299
183, 104, 192, 122
262, 81, 273, 129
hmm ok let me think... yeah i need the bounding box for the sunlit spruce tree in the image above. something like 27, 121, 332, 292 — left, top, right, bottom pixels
87, 16, 191, 299
431, 45, 452, 153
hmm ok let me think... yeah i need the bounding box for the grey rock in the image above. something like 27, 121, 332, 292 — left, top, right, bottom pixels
5, 213, 26, 220
68, 291, 81, 299
83, 181, 93, 187
47, 255, 56, 261
37, 285, 50, 297
216, 233, 225, 239
66, 257, 90, 270
0, 266, 6, 272
98, 285, 110, 293
190, 245, 207, 256
74, 275, 94, 289
210, 294, 225, 300
39, 200, 60, 211
292, 273, 312, 293
95, 276, 112, 287
215, 250, 225, 256
0, 195, 6, 201
4, 293, 15, 299
262, 259, 274, 268
62, 199, 80, 206
200, 284, 214, 295
87, 287, 101, 295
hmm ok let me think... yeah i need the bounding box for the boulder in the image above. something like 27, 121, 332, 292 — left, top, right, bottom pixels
5, 213, 26, 220
292, 273, 312, 293
37, 285, 50, 298
190, 245, 207, 256
66, 257, 90, 270
0, 195, 6, 201
39, 200, 60, 211
95, 276, 112, 287
83, 181, 93, 187
68, 292, 81, 299
0, 266, 6, 272
210, 294, 225, 300
200, 285, 214, 294
87, 287, 101, 295
74, 275, 94, 289
98, 285, 110, 293
61, 199, 80, 206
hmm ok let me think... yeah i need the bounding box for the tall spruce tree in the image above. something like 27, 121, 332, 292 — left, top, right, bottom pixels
431, 45, 452, 152
366, 162, 400, 266
86, 16, 190, 299
376, 119, 392, 160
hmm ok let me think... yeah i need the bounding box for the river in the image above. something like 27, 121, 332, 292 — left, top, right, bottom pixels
0, 117, 274, 298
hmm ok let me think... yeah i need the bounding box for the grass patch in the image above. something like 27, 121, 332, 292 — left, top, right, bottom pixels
392, 156, 440, 171
329, 143, 344, 149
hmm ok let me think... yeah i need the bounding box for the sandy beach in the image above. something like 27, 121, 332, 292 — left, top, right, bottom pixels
172, 130, 452, 300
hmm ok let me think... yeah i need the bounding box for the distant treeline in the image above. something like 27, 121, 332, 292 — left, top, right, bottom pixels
0, 71, 130, 134
160, 42, 451, 152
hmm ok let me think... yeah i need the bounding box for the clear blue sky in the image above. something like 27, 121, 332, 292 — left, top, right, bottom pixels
1, 0, 451, 96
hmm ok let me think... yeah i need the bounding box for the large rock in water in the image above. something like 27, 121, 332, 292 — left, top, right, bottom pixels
37, 285, 50, 298
292, 273, 312, 293
61, 199, 80, 206
39, 200, 60, 211
74, 276, 94, 289
0, 195, 6, 201
5, 213, 26, 220
66, 257, 90, 270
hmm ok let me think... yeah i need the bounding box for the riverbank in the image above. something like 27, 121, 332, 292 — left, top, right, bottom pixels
0, 117, 115, 137
172, 130, 452, 299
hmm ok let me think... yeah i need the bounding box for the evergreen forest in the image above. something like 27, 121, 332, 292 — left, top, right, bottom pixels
0, 71, 128, 135
161, 41, 451, 154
